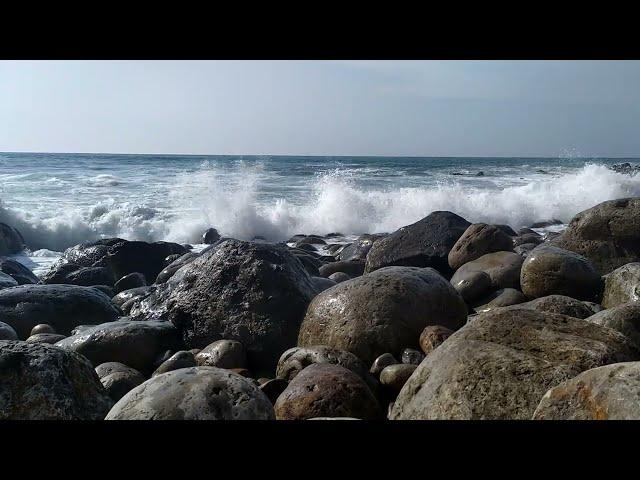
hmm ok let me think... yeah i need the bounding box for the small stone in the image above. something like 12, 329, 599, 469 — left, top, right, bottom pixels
30, 324, 56, 336
370, 353, 399, 376
380, 364, 418, 391
401, 348, 425, 365
195, 340, 247, 369
152, 350, 196, 376
419, 325, 454, 355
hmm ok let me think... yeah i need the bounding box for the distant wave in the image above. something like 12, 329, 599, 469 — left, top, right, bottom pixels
2, 163, 640, 252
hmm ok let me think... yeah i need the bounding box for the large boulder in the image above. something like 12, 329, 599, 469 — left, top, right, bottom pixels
274, 363, 382, 420
0, 271, 18, 290
509, 295, 596, 319
154, 252, 199, 284
520, 245, 602, 301
0, 321, 18, 340
365, 211, 471, 276
533, 362, 640, 420
129, 240, 317, 372
42, 265, 115, 287
0, 258, 39, 285
55, 320, 182, 374
390, 308, 639, 420
601, 263, 640, 308
448, 223, 514, 271
0, 223, 25, 255
105, 367, 275, 420
0, 284, 121, 339
339, 234, 385, 262
298, 266, 467, 365
0, 340, 113, 420
551, 198, 640, 274
586, 303, 640, 349
450, 251, 523, 291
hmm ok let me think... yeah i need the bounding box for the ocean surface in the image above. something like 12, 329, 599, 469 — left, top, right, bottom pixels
2, 152, 640, 277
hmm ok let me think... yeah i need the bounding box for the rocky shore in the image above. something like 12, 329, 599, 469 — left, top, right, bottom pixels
3, 197, 640, 420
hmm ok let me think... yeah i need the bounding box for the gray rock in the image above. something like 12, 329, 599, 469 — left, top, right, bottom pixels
533, 362, 640, 420
450, 270, 492, 302
298, 266, 467, 365
154, 252, 199, 284
100, 367, 146, 402
114, 272, 147, 294
586, 303, 640, 349
370, 353, 400, 376
365, 211, 471, 276
448, 223, 514, 270
310, 276, 337, 293
450, 251, 523, 291
328, 272, 351, 283
390, 307, 639, 420
513, 233, 543, 247
55, 320, 182, 374
30, 323, 56, 336
25, 333, 66, 344
338, 234, 385, 262
514, 243, 538, 258
152, 350, 197, 376
0, 321, 18, 340
112, 286, 153, 307
195, 340, 247, 369
380, 364, 418, 391
0, 284, 121, 339
0, 271, 18, 290
419, 325, 453, 355
105, 366, 275, 420
274, 363, 382, 420
202, 228, 221, 244
602, 262, 640, 308
0, 340, 113, 420
401, 348, 425, 365
0, 222, 25, 255
509, 295, 596, 319
472, 288, 527, 313
520, 244, 602, 301
318, 260, 365, 278
42, 265, 115, 287
95, 361, 138, 379
0, 258, 39, 285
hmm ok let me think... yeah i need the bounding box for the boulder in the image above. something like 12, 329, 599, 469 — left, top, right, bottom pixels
390, 308, 639, 420
154, 252, 199, 284
153, 350, 197, 376
318, 260, 365, 278
114, 272, 146, 293
401, 348, 425, 365
339, 234, 385, 262
112, 286, 153, 307
513, 233, 543, 247
0, 258, 38, 284
105, 240, 188, 284
450, 251, 523, 291
472, 288, 527, 313
195, 340, 247, 369
129, 240, 317, 373
448, 223, 514, 270
105, 367, 275, 420
100, 367, 146, 402
520, 245, 602, 301
533, 362, 640, 420
0, 223, 25, 255
310, 276, 337, 293
450, 270, 492, 303
328, 272, 351, 283
202, 228, 221, 244
42, 265, 115, 287
26, 333, 66, 344
298, 266, 467, 365
419, 325, 453, 355
0, 321, 18, 340
509, 295, 598, 319
601, 262, 640, 308
55, 320, 183, 374
0, 271, 18, 290
586, 303, 640, 349
30, 324, 56, 336
365, 211, 471, 276
274, 363, 382, 420
370, 353, 400, 376
380, 364, 418, 392
0, 284, 121, 339
0, 340, 113, 420
551, 198, 640, 274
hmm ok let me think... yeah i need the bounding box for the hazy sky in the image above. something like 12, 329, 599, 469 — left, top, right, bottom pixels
1, 60, 639, 157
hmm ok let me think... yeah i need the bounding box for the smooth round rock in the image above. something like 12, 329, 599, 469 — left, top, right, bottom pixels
418, 325, 453, 355
510, 295, 596, 319
0, 340, 113, 420
602, 262, 640, 308
328, 272, 351, 283
472, 288, 527, 313
0, 321, 18, 340
370, 353, 399, 376
202, 228, 221, 244
25, 333, 67, 344
0, 258, 39, 285
318, 260, 365, 278
311, 276, 337, 293
152, 350, 196, 376
30, 323, 56, 336
114, 272, 147, 294
380, 364, 418, 391
195, 340, 247, 369
451, 270, 493, 302
520, 244, 602, 301
451, 251, 524, 291
298, 266, 467, 365
448, 223, 514, 270
586, 303, 640, 349
101, 367, 146, 402
0, 271, 18, 290
95, 361, 138, 379
105, 367, 275, 420
401, 348, 425, 365
274, 363, 382, 420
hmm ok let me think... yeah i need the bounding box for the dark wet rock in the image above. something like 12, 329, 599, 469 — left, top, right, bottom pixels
0, 284, 121, 339
370, 353, 400, 376
311, 276, 336, 293
61, 238, 125, 268
448, 223, 514, 271
55, 320, 182, 374
380, 364, 417, 392
608, 162, 640, 175
514, 243, 538, 258
364, 211, 471, 276
551, 198, 640, 274
294, 243, 318, 253
533, 362, 640, 420
202, 228, 221, 244
95, 361, 138, 379
530, 219, 563, 228
0, 258, 38, 285
100, 367, 146, 402
586, 303, 640, 349
90, 285, 115, 298
0, 271, 18, 290
326, 244, 344, 255
401, 348, 425, 365
494, 225, 517, 236
114, 272, 147, 294
62, 266, 115, 287
328, 272, 351, 283
105, 367, 275, 420
0, 321, 18, 340
195, 340, 247, 370
164, 253, 182, 266
105, 240, 188, 284
152, 350, 196, 376
259, 378, 288, 404
155, 252, 199, 284
450, 270, 492, 302
419, 325, 453, 355
504, 295, 595, 319
513, 233, 544, 247
298, 266, 467, 365
472, 288, 528, 313
518, 228, 540, 236
318, 260, 365, 278
296, 236, 326, 246
391, 307, 639, 420
520, 245, 602, 301
287, 234, 307, 243
450, 251, 523, 291
339, 234, 385, 262
25, 333, 66, 344
274, 363, 382, 420
602, 262, 640, 308
293, 253, 321, 276
129, 240, 317, 373
0, 340, 113, 420
112, 286, 153, 307
0, 223, 25, 255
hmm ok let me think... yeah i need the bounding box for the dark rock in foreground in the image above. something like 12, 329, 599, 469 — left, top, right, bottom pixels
0, 222, 25, 255
448, 223, 514, 270
0, 258, 39, 285
0, 340, 113, 420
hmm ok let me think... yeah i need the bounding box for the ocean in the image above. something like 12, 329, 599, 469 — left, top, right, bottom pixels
2, 152, 640, 277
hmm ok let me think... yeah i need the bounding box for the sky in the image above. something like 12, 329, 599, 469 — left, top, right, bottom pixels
0, 60, 639, 157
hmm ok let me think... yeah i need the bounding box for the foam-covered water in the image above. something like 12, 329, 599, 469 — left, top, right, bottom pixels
2, 152, 640, 276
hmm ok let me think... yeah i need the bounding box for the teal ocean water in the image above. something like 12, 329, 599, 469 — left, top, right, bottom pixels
1, 152, 640, 275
